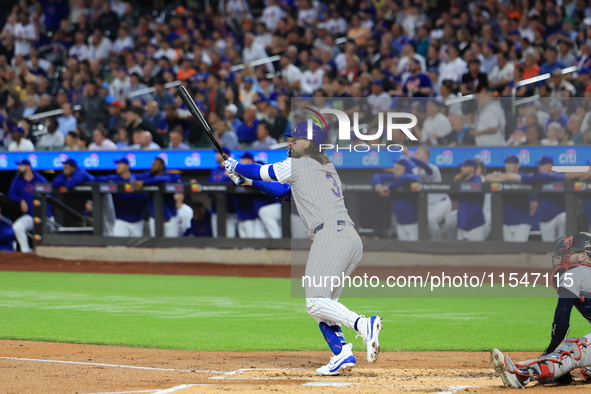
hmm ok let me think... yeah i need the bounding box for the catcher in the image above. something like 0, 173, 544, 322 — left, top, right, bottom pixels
492, 232, 591, 387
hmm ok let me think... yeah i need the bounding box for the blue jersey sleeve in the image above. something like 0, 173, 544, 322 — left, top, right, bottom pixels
94, 175, 117, 182
52, 173, 68, 188
410, 157, 433, 175
388, 173, 418, 189
65, 169, 95, 189
252, 180, 291, 201
140, 172, 181, 185
235, 163, 277, 181
8, 178, 21, 203
372, 173, 395, 186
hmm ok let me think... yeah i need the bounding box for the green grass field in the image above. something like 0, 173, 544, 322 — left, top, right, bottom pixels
0, 271, 587, 352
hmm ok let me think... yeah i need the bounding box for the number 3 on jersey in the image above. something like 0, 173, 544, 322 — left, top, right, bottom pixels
326, 174, 342, 197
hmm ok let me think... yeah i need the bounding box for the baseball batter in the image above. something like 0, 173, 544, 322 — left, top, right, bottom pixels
492, 232, 591, 387
223, 121, 383, 376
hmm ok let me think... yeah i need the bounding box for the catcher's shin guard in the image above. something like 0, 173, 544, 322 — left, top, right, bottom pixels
516, 337, 589, 382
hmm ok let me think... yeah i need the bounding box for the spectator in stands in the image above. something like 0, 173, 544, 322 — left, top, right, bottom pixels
168, 128, 189, 150
8, 126, 34, 152
124, 105, 163, 147
57, 103, 77, 136
141, 100, 163, 130
461, 59, 488, 96
80, 80, 108, 133
214, 121, 239, 150
96, 2, 119, 40
152, 79, 175, 110
373, 158, 420, 241
64, 131, 79, 151
52, 158, 94, 191
88, 126, 117, 150
9, 159, 50, 252
87, 29, 113, 62
204, 73, 226, 119
421, 100, 452, 146
128, 73, 152, 102
237, 105, 259, 144
70, 30, 90, 61
541, 122, 563, 146
115, 127, 130, 149
251, 121, 278, 150
109, 67, 131, 101
439, 44, 466, 84
131, 130, 159, 150
489, 51, 514, 94
569, 114, 585, 144
396, 58, 433, 97
540, 46, 566, 77
472, 85, 506, 146
106, 101, 125, 137
113, 26, 133, 54
37, 118, 64, 149
14, 12, 38, 58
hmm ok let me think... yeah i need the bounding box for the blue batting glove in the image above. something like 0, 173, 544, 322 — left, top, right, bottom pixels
222, 158, 238, 172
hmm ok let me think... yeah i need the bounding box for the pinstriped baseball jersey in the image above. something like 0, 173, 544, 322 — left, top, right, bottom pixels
273, 157, 353, 234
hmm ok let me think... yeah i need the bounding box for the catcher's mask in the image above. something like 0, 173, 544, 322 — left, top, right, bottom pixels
551, 232, 591, 290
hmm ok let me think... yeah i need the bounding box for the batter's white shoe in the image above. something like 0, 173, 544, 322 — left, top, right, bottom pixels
356, 315, 383, 362
316, 343, 356, 376
490, 348, 524, 389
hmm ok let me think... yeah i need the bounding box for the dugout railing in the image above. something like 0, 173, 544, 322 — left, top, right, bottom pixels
30, 180, 591, 253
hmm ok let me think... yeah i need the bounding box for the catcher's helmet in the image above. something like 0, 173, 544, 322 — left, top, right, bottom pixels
551, 232, 591, 289
286, 120, 329, 146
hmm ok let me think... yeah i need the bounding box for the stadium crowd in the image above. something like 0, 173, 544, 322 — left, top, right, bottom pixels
3, 0, 591, 248
1, 0, 591, 150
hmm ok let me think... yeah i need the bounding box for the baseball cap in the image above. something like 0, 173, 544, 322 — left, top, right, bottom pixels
459, 159, 478, 168
240, 152, 254, 161
11, 127, 25, 134
310, 57, 322, 64
114, 157, 130, 165
111, 100, 122, 109
504, 155, 519, 164
244, 76, 255, 83
394, 158, 413, 173
580, 67, 591, 75
15, 159, 31, 166
62, 158, 78, 167
225, 104, 238, 114
100, 82, 110, 89
537, 156, 554, 165
371, 80, 384, 86
287, 121, 329, 145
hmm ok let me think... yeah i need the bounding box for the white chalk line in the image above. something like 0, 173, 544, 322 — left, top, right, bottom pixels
83, 391, 157, 394
0, 357, 223, 373
152, 385, 196, 394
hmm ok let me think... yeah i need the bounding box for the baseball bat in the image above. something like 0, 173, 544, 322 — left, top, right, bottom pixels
177, 86, 244, 184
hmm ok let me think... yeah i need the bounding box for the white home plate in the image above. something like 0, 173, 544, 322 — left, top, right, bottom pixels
303, 382, 359, 387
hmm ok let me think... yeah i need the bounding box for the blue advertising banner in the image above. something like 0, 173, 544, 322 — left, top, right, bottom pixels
0, 146, 587, 171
